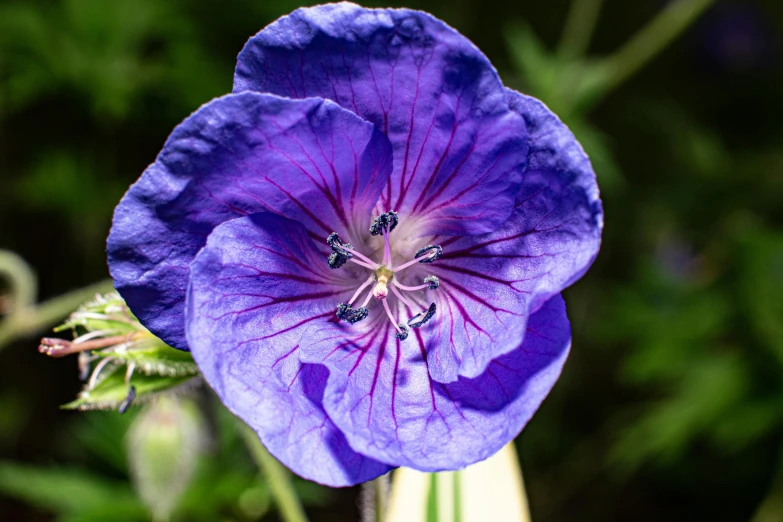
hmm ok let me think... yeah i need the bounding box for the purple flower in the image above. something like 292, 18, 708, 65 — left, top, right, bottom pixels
107, 3, 602, 486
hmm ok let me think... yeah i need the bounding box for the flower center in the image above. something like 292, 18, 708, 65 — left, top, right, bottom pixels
327, 211, 441, 341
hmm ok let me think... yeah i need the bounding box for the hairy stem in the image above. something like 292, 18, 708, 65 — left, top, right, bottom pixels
240, 423, 308, 522
360, 474, 390, 522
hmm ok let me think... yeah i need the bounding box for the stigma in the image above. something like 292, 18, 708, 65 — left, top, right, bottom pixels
327, 211, 441, 340
372, 267, 393, 300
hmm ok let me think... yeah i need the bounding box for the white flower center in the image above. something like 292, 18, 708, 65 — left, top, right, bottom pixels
327, 211, 441, 340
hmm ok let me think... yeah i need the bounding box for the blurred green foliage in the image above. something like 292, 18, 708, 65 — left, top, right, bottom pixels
1, 0, 782, 521
0, 402, 330, 522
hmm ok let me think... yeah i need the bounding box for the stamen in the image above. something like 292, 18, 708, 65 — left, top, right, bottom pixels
119, 386, 136, 414
327, 232, 352, 255
327, 232, 379, 270
348, 276, 375, 305
393, 275, 440, 292
73, 329, 120, 344
382, 299, 402, 334
408, 303, 437, 329
342, 245, 378, 267
390, 284, 414, 308
393, 244, 443, 273
327, 212, 441, 339
369, 210, 399, 236
120, 362, 137, 413
415, 245, 443, 264
336, 303, 369, 323
395, 324, 409, 341
87, 357, 114, 390
328, 251, 349, 269
382, 231, 392, 267
360, 288, 374, 308
348, 258, 377, 270
78, 352, 91, 381
125, 362, 136, 386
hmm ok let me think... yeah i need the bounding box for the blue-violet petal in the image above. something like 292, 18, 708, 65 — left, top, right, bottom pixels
186, 212, 392, 486
234, 2, 528, 236
417, 89, 603, 381
107, 92, 392, 349
299, 294, 571, 471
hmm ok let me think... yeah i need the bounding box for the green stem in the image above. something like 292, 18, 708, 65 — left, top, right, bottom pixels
240, 423, 308, 522
0, 255, 114, 350
0, 250, 37, 314
426, 473, 438, 522
453, 471, 463, 522
558, 0, 605, 59
599, 0, 715, 94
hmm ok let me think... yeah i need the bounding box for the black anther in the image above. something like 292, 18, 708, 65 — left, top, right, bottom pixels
370, 210, 399, 236
414, 245, 442, 264
328, 251, 349, 269
386, 211, 399, 232
336, 303, 369, 324
395, 324, 409, 341
327, 232, 353, 257
408, 302, 437, 328
118, 385, 136, 414
424, 275, 440, 290
336, 303, 351, 320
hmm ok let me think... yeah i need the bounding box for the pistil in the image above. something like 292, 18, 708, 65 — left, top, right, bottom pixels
327, 211, 442, 340
372, 266, 394, 300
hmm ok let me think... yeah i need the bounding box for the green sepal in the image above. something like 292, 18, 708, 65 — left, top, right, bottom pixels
63, 368, 197, 411
93, 339, 199, 377
54, 291, 139, 335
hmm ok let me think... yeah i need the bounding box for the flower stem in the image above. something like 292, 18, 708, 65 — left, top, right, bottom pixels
361, 474, 390, 522
239, 423, 308, 522
0, 250, 114, 350
558, 0, 605, 59
599, 0, 715, 94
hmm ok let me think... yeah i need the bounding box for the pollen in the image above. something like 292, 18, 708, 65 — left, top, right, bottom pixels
328, 211, 442, 339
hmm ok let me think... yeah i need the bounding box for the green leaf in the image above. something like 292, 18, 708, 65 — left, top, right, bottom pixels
611, 355, 748, 472
504, 22, 613, 118
62, 367, 197, 411
67, 411, 136, 472
177, 464, 257, 521
738, 227, 783, 365
505, 23, 561, 103
0, 461, 143, 515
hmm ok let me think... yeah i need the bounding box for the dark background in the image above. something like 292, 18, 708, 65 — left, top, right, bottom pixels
1, 0, 782, 521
